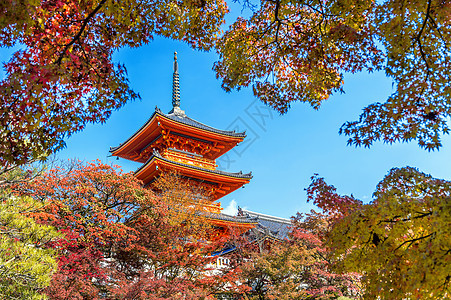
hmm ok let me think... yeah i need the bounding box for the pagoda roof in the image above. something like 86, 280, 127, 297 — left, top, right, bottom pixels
136, 150, 252, 179
205, 211, 257, 235
159, 108, 246, 138
110, 108, 246, 161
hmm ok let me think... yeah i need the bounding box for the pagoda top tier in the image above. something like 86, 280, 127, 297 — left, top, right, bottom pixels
110, 106, 246, 162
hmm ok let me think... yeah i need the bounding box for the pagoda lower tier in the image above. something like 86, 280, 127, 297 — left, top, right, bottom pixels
135, 150, 252, 201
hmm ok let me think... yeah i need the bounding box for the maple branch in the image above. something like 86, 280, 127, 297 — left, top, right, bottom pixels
240, 0, 258, 11
316, 0, 327, 37
427, 17, 448, 50
414, 0, 432, 71
302, 3, 335, 18
250, 0, 285, 46
272, 0, 282, 46
416, 0, 432, 43
79, 45, 105, 80
379, 211, 433, 224
0, 158, 47, 187
393, 232, 434, 252
55, 0, 107, 65
418, 39, 430, 71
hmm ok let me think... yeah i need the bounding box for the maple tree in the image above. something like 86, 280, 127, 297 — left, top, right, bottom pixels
0, 0, 228, 167
238, 211, 360, 300
290, 211, 361, 299
240, 242, 313, 300
13, 162, 241, 299
2, 0, 449, 170
215, 0, 451, 150
306, 167, 451, 299
15, 160, 145, 298
111, 171, 243, 299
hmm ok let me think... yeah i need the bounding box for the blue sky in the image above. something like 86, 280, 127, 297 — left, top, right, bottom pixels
2, 10, 450, 219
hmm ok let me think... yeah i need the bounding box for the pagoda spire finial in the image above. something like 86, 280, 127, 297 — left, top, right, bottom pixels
170, 51, 185, 115
174, 51, 178, 73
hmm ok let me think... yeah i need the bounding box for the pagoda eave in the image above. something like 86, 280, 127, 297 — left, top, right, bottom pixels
209, 219, 256, 235
110, 110, 245, 161
135, 155, 251, 200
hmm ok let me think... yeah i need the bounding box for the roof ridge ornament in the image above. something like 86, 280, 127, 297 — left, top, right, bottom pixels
152, 149, 162, 157
170, 51, 185, 116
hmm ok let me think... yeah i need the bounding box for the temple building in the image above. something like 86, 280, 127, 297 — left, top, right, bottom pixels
238, 208, 292, 252
110, 52, 258, 237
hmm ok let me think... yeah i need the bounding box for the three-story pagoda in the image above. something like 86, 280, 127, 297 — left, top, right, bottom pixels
110, 52, 256, 235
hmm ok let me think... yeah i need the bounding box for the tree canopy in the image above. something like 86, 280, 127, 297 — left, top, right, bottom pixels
13, 161, 240, 299
215, 0, 451, 150
307, 167, 451, 299
239, 211, 360, 300
0, 195, 60, 300
0, 0, 227, 167
1, 1, 450, 298
0, 167, 60, 300
1, 0, 450, 169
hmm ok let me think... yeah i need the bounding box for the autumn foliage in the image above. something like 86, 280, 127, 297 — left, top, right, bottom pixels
215, 0, 382, 113
4, 160, 449, 300
215, 0, 451, 150
307, 167, 451, 299
1, 0, 450, 298
14, 161, 144, 298
1, 0, 450, 170
0, 0, 228, 167
12, 161, 242, 299
238, 211, 360, 300
111, 171, 243, 299
3, 160, 369, 299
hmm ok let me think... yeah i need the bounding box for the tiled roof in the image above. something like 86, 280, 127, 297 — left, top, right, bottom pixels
238, 208, 292, 241
110, 107, 246, 154
157, 107, 246, 138
136, 150, 253, 179
204, 211, 258, 224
